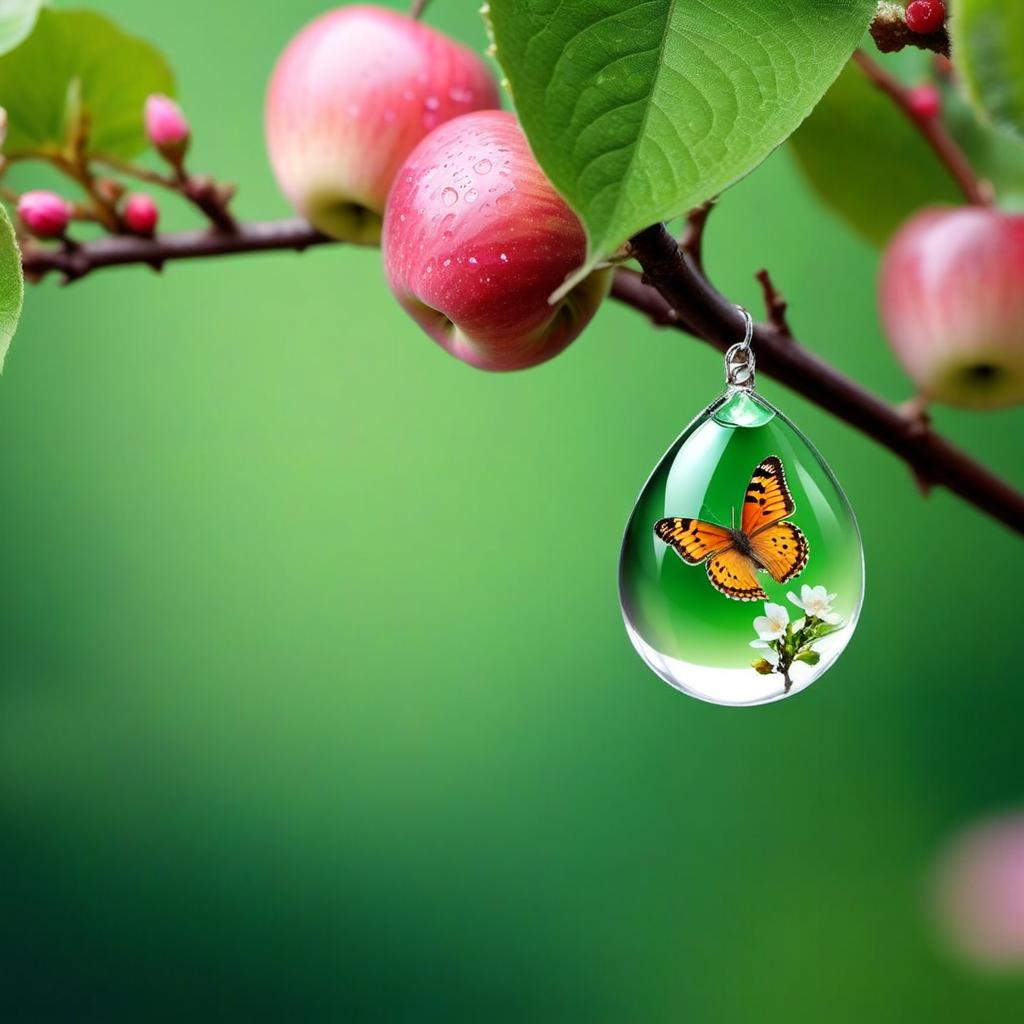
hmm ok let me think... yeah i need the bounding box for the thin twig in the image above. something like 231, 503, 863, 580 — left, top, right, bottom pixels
19, 217, 331, 283
90, 154, 177, 189
17, 216, 1024, 537
755, 268, 791, 337
852, 49, 991, 207
680, 199, 714, 272
408, 0, 431, 19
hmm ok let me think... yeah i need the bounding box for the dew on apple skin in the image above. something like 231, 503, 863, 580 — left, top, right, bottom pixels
441, 188, 458, 207
619, 389, 864, 707
465, 188, 479, 204
424, 95, 440, 111
474, 159, 492, 175
468, 256, 478, 265
499, 252, 508, 262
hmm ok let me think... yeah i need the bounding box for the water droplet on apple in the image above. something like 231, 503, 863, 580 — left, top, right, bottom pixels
468, 256, 478, 265
441, 188, 458, 207
465, 188, 479, 204
499, 252, 509, 262
424, 95, 440, 112
474, 159, 492, 175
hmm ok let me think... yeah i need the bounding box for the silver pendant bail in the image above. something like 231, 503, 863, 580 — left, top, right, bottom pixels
724, 307, 755, 388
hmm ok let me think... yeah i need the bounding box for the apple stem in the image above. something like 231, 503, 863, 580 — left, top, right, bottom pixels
852, 49, 992, 208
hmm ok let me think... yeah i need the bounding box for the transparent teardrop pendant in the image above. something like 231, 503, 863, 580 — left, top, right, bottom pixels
619, 387, 864, 706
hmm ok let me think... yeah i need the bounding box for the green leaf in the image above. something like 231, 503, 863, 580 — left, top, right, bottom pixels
952, 0, 1024, 141
0, 7, 174, 158
486, 0, 875, 290
789, 63, 961, 246
0, 0, 44, 57
943, 78, 1024, 211
794, 650, 820, 666
0, 202, 24, 371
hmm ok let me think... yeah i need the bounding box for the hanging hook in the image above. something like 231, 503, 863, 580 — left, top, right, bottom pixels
724, 307, 755, 388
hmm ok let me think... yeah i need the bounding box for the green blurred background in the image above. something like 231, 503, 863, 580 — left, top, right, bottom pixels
2, 1, 1023, 1019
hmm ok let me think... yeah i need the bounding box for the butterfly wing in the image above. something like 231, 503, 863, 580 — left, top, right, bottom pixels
741, 455, 796, 536
748, 522, 809, 584
654, 517, 732, 565
706, 549, 768, 601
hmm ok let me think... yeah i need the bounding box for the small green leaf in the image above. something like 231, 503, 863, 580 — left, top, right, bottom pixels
952, 0, 1024, 141
0, 202, 24, 371
0, 0, 44, 57
0, 7, 174, 158
789, 63, 960, 245
486, 0, 875, 289
795, 650, 820, 666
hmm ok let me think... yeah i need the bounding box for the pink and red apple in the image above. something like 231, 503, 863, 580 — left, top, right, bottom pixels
382, 110, 610, 372
265, 5, 501, 245
879, 206, 1024, 409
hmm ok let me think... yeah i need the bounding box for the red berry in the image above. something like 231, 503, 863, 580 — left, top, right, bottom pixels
908, 84, 942, 119
905, 0, 946, 35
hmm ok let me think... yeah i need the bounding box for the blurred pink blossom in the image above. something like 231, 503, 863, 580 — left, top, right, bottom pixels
934, 812, 1024, 968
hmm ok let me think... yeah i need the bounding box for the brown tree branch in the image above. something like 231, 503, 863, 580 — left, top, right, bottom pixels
18, 217, 1024, 537
624, 224, 1024, 537
852, 49, 992, 207
19, 218, 333, 283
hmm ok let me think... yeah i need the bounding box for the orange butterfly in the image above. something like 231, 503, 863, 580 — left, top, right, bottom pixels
654, 455, 809, 602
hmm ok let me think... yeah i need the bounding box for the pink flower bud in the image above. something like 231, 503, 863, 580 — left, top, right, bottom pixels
123, 193, 160, 235
144, 93, 190, 154
17, 190, 72, 238
908, 84, 942, 120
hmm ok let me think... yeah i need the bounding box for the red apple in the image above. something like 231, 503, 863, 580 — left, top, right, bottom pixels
382, 110, 611, 372
265, 5, 500, 245
879, 206, 1024, 409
